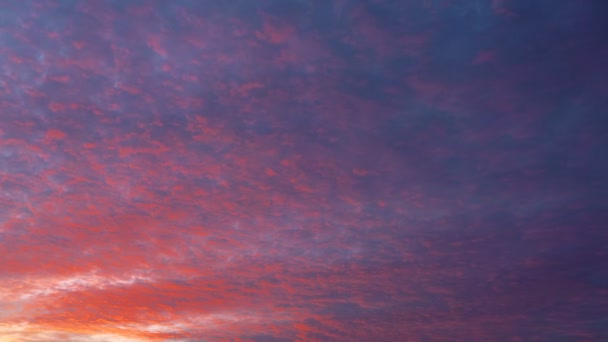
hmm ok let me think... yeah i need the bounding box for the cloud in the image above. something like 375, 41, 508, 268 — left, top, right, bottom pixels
0, 0, 606, 340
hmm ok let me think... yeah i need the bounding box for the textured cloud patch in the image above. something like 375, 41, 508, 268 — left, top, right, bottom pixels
0, 0, 607, 341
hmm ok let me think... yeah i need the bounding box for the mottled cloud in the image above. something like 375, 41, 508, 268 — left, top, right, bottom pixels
1, 0, 607, 341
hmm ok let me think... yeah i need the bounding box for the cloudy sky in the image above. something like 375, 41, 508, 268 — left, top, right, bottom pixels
1, 0, 607, 341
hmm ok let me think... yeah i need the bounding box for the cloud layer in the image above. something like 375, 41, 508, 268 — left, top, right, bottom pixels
1, 0, 607, 340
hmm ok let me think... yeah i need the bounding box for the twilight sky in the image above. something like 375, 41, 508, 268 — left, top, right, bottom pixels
1, 1, 607, 341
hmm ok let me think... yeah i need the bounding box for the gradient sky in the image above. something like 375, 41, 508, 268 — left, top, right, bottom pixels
1, 1, 607, 341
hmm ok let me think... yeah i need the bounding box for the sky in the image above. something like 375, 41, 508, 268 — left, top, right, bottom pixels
0, 0, 607, 341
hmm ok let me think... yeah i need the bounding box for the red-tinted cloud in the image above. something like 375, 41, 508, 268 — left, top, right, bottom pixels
1, 0, 607, 341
